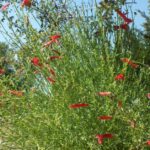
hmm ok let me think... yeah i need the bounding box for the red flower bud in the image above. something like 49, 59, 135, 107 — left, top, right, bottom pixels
69, 103, 89, 109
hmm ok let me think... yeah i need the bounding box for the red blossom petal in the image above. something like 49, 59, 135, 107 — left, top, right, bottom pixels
124, 18, 133, 24
50, 35, 61, 41
115, 74, 125, 80
69, 103, 89, 109
47, 77, 55, 84
96, 135, 103, 144
50, 56, 62, 61
96, 134, 113, 144
102, 134, 113, 139
31, 57, 39, 65
120, 58, 130, 63
43, 35, 61, 47
1, 3, 10, 11
120, 23, 128, 30
127, 61, 139, 69
130, 63, 139, 69
21, 0, 32, 7
120, 58, 134, 65
98, 116, 112, 120
146, 140, 150, 145
114, 24, 128, 30
31, 57, 42, 67
97, 92, 112, 96
116, 9, 133, 24
120, 58, 139, 69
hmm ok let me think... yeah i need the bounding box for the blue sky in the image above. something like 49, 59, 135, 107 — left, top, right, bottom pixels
132, 0, 149, 29
0, 0, 149, 42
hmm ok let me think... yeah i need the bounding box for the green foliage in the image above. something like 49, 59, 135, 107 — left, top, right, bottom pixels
0, 0, 150, 149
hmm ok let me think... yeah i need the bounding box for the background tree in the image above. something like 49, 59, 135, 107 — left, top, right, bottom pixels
0, 42, 15, 75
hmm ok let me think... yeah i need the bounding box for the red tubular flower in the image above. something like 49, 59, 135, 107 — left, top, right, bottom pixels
146, 140, 150, 145
124, 17, 133, 24
120, 58, 137, 66
114, 24, 128, 30
98, 116, 112, 120
115, 74, 125, 80
31, 57, 42, 67
31, 57, 39, 65
47, 77, 55, 84
96, 135, 103, 144
120, 58, 130, 63
21, 0, 32, 7
102, 134, 113, 139
50, 56, 62, 61
116, 9, 133, 24
120, 58, 139, 69
9, 90, 23, 97
50, 35, 61, 42
129, 63, 139, 69
96, 134, 113, 144
43, 35, 61, 47
97, 92, 112, 96
49, 68, 56, 76
147, 93, 150, 99
69, 103, 89, 109
120, 23, 128, 30
0, 69, 5, 75
1, 3, 10, 11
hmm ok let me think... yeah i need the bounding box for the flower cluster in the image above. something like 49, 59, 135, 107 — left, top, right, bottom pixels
68, 56, 149, 145
114, 9, 133, 31
30, 34, 62, 85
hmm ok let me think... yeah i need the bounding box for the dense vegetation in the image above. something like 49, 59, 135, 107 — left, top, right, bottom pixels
0, 0, 150, 149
